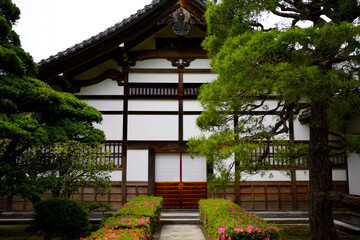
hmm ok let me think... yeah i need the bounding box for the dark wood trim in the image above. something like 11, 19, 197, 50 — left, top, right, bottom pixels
100, 111, 203, 115
128, 49, 208, 63
148, 148, 156, 196
127, 141, 188, 152
76, 95, 199, 100
179, 72, 184, 142
129, 68, 211, 73
76, 69, 124, 88
121, 66, 129, 205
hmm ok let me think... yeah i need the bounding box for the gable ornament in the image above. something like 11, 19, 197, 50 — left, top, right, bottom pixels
159, 7, 205, 36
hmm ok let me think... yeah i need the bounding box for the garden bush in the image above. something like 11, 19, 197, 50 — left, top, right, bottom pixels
81, 195, 163, 240
199, 199, 280, 240
31, 197, 90, 240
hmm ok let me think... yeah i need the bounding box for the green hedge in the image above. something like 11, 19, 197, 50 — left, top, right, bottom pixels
199, 199, 280, 240
81, 196, 163, 240
32, 198, 90, 240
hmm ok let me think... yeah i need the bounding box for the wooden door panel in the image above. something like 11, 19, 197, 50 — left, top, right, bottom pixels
155, 182, 207, 208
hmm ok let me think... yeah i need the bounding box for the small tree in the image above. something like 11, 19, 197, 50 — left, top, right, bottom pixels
19, 140, 114, 201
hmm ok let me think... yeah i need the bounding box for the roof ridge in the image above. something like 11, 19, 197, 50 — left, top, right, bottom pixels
38, 0, 162, 67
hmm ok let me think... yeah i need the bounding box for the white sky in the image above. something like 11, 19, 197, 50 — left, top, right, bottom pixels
12, 0, 153, 62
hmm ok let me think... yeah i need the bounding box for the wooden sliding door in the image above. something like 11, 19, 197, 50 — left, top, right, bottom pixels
155, 153, 207, 208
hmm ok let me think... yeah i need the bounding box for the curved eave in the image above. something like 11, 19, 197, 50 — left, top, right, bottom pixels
37, 0, 207, 82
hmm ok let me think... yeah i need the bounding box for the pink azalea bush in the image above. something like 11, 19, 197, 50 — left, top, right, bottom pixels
199, 199, 281, 240
81, 196, 163, 240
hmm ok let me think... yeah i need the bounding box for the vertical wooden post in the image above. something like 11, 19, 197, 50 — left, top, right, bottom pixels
148, 148, 156, 196
122, 66, 129, 205
291, 169, 298, 210
178, 72, 183, 143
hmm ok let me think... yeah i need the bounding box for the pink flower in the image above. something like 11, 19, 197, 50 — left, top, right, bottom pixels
234, 228, 244, 233
263, 238, 270, 240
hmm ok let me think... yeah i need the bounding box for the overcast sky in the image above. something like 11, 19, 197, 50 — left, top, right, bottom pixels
12, 0, 153, 63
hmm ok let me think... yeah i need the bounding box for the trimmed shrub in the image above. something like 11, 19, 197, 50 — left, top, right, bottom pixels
199, 199, 281, 240
113, 196, 162, 233
31, 197, 90, 240
82, 196, 163, 240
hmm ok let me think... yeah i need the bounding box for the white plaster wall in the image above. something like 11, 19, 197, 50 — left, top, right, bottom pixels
348, 152, 360, 195
94, 115, 123, 140
293, 118, 310, 140
183, 115, 202, 140
82, 100, 123, 111
182, 154, 207, 182
241, 170, 291, 181
132, 59, 175, 69
128, 100, 178, 111
295, 169, 347, 181
295, 170, 309, 181
128, 73, 178, 83
76, 79, 124, 95
187, 59, 211, 69
155, 153, 180, 182
128, 115, 178, 140
183, 73, 218, 83
127, 150, 148, 181
183, 100, 203, 112
109, 170, 122, 181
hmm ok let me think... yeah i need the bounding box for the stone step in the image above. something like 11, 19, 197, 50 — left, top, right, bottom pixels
160, 218, 201, 225
160, 211, 201, 225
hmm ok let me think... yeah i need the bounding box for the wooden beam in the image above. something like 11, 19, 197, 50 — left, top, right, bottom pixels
148, 148, 156, 196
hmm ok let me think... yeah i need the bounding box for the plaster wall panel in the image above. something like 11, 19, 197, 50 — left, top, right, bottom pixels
128, 100, 178, 111
127, 150, 148, 181
182, 154, 207, 182
76, 79, 124, 95
293, 118, 310, 140
82, 100, 123, 111
332, 169, 347, 181
241, 170, 291, 181
183, 73, 218, 83
183, 100, 203, 112
187, 59, 211, 69
348, 152, 360, 195
296, 170, 309, 181
109, 170, 122, 181
132, 59, 175, 69
128, 115, 178, 140
155, 153, 180, 182
129, 73, 178, 83
296, 170, 347, 181
94, 115, 123, 140
183, 115, 210, 140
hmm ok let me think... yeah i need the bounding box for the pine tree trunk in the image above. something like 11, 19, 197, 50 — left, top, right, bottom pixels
308, 101, 338, 240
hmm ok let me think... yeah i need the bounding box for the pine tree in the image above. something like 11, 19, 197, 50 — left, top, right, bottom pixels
188, 1, 360, 239
0, 0, 105, 202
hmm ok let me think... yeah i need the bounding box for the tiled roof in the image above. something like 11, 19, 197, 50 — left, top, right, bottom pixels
38, 0, 207, 67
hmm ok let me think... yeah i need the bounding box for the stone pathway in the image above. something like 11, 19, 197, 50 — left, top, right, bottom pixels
158, 224, 205, 240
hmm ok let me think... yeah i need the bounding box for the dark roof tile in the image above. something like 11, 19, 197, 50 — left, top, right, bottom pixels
38, 0, 206, 67
38, 0, 162, 67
